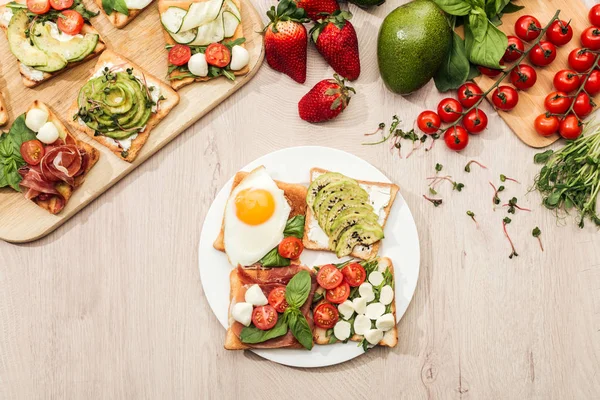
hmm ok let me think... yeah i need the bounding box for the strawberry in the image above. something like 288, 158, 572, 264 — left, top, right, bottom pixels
310, 11, 360, 81
298, 74, 355, 123
295, 0, 339, 21
264, 0, 309, 83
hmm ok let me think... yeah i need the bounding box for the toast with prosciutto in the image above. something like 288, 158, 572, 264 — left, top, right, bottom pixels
225, 265, 316, 350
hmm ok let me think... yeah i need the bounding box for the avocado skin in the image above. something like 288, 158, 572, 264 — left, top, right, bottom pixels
377, 0, 452, 95
348, 0, 385, 8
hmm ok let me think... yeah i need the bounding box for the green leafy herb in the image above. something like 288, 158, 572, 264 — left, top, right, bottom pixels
434, 31, 470, 92
284, 270, 311, 308
532, 227, 544, 251
464, 160, 487, 172
466, 210, 478, 228
502, 217, 518, 259
283, 215, 305, 238
312, 291, 324, 304
102, 0, 129, 16
239, 318, 288, 344
259, 247, 290, 268
287, 309, 313, 350
328, 333, 338, 344
504, 197, 531, 214
464, 20, 507, 69
0, 114, 37, 191
423, 194, 443, 207
435, 163, 443, 172
500, 174, 519, 183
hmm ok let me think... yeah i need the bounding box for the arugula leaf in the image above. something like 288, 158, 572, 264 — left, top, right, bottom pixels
0, 114, 37, 192
283, 215, 305, 238
102, 0, 129, 16
465, 21, 507, 68
239, 318, 288, 344
284, 270, 311, 308
287, 310, 313, 350
433, 0, 472, 16
434, 31, 470, 92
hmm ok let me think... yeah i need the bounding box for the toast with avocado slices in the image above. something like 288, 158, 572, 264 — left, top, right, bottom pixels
94, 0, 152, 29
66, 50, 180, 162
312, 257, 398, 348
158, 0, 249, 90
303, 168, 398, 260
0, 91, 7, 126
0, 1, 106, 88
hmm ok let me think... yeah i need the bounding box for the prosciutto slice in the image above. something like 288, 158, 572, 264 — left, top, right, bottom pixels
18, 165, 60, 200
39, 144, 84, 186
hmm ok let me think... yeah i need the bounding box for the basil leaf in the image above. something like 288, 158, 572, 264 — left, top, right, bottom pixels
500, 1, 523, 14
0, 114, 36, 191
465, 22, 507, 68
433, 0, 472, 16
259, 247, 291, 268
288, 311, 313, 350
285, 270, 311, 308
102, 0, 129, 16
467, 62, 481, 80
434, 32, 470, 92
468, 8, 488, 42
283, 215, 305, 238
239, 318, 288, 344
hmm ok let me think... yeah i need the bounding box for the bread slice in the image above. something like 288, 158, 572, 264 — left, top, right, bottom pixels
66, 50, 180, 162
0, 5, 106, 88
213, 167, 308, 253
24, 101, 100, 214
302, 168, 399, 260
313, 257, 398, 348
94, 0, 147, 29
158, 0, 250, 90
0, 91, 7, 126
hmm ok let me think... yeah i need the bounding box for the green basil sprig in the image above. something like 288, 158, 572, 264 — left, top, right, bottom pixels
0, 114, 37, 191
239, 318, 288, 344
102, 0, 129, 17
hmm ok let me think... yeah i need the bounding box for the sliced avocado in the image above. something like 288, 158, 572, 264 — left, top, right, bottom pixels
334, 223, 384, 258
31, 22, 98, 62
323, 199, 373, 233
306, 172, 352, 208
328, 209, 379, 250
316, 186, 369, 229
7, 10, 50, 67
313, 180, 360, 219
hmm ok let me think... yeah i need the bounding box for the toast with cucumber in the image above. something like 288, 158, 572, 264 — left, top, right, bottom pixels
95, 0, 153, 29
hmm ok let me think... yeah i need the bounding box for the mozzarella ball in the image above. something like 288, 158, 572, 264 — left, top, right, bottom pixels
231, 302, 253, 326
36, 122, 59, 144
26, 108, 49, 132
352, 297, 367, 315
338, 300, 354, 320
230, 45, 249, 71
353, 314, 371, 335
365, 302, 385, 320
333, 320, 351, 341
368, 270, 384, 286
244, 284, 268, 306
364, 328, 384, 345
188, 53, 208, 77
376, 313, 395, 332
358, 282, 375, 302
379, 285, 394, 306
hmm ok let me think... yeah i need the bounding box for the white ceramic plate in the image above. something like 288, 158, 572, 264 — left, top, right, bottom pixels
198, 146, 420, 368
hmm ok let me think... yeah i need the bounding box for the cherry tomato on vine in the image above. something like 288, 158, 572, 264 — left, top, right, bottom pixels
534, 114, 560, 137
544, 91, 572, 114
492, 86, 519, 111
457, 82, 483, 108
509, 64, 537, 90
584, 70, 600, 96
503, 36, 525, 62
553, 69, 581, 92
529, 41, 557, 66
573, 92, 595, 118
590, 4, 600, 27
437, 98, 463, 123
568, 48, 596, 72
559, 114, 583, 140
478, 61, 504, 77
546, 20, 573, 46
515, 15, 542, 42
581, 26, 600, 51
416, 110, 441, 135
462, 109, 488, 134
443, 126, 469, 151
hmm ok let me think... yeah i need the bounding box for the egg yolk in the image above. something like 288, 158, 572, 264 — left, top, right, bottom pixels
235, 188, 275, 225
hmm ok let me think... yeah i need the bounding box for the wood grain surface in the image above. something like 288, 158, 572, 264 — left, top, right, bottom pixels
0, 0, 264, 243
1, 0, 600, 398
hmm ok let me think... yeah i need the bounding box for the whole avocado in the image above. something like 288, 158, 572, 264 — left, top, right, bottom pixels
377, 0, 452, 95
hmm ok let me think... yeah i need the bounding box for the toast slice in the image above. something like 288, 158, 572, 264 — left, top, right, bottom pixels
94, 0, 148, 29
66, 50, 180, 162
313, 257, 398, 348
0, 4, 106, 88
303, 168, 399, 260
0, 91, 7, 126
158, 0, 249, 90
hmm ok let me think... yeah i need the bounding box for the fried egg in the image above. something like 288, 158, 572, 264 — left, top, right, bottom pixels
224, 166, 291, 267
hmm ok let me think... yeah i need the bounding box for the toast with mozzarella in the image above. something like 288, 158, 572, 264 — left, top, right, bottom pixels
95, 0, 152, 29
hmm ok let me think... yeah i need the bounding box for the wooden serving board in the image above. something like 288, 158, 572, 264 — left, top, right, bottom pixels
0, 0, 264, 243
475, 0, 593, 148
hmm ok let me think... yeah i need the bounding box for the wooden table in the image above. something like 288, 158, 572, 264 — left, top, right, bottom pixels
1, 1, 599, 398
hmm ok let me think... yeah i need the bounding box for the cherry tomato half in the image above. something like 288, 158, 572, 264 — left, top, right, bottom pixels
437, 98, 463, 123
20, 140, 45, 165
278, 236, 304, 259
568, 48, 596, 72
573, 92, 595, 119
341, 262, 366, 287
590, 4, 600, 27
509, 64, 537, 90
251, 305, 278, 330
49, 0, 73, 10
529, 41, 557, 67
267, 286, 289, 313
515, 15, 542, 42
443, 126, 469, 151
492, 86, 519, 111
546, 20, 573, 46
457, 82, 483, 108
205, 43, 231, 68
544, 91, 572, 114
57, 10, 84, 35
553, 69, 581, 92
559, 114, 583, 140
503, 36, 525, 62
534, 114, 560, 137
581, 26, 600, 51
416, 110, 441, 135
316, 264, 343, 290
325, 281, 350, 304
585, 70, 600, 96
462, 109, 488, 134
313, 302, 339, 329
168, 44, 191, 66
27, 0, 50, 14
478, 61, 504, 77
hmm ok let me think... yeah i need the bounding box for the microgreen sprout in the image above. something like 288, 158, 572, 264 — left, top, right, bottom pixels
503, 217, 518, 259
467, 211, 479, 229
365, 122, 385, 136
500, 174, 520, 184
427, 176, 464, 191
435, 163, 443, 173
423, 195, 443, 207
464, 160, 487, 173
503, 197, 531, 214
489, 181, 505, 205
532, 227, 544, 251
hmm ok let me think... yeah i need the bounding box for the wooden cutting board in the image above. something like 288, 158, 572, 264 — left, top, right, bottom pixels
0, 0, 264, 243
475, 0, 592, 148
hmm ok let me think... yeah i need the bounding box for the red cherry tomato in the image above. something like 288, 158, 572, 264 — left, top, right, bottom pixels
534, 114, 560, 137
462, 109, 487, 134
584, 70, 600, 96
492, 86, 519, 111
559, 114, 583, 140
478, 61, 504, 77
251, 305, 278, 330
57, 10, 84, 35
568, 48, 596, 72
20, 140, 45, 165
457, 82, 483, 108
509, 64, 537, 90
581, 26, 600, 51
267, 286, 289, 313
313, 302, 339, 329
341, 262, 366, 287
168, 44, 191, 66
529, 41, 557, 67
590, 4, 600, 27
443, 126, 469, 151
49, 0, 73, 10
205, 43, 231, 68
544, 91, 572, 114
325, 281, 350, 304
27, 0, 50, 14
553, 69, 581, 92
515, 15, 542, 42
316, 264, 343, 290
546, 20, 573, 46
416, 110, 441, 135
437, 98, 463, 123
503, 36, 525, 62
573, 92, 595, 118
278, 236, 303, 259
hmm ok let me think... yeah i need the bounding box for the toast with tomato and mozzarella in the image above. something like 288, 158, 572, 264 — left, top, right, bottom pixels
312, 257, 398, 348
0, 91, 7, 126
213, 166, 308, 268
95, 0, 153, 29
225, 265, 317, 350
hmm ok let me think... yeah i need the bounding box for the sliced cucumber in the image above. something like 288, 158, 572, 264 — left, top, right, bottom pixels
180, 0, 224, 33
224, 0, 241, 20
169, 28, 198, 44
222, 11, 239, 38
189, 16, 224, 46
161, 7, 187, 33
